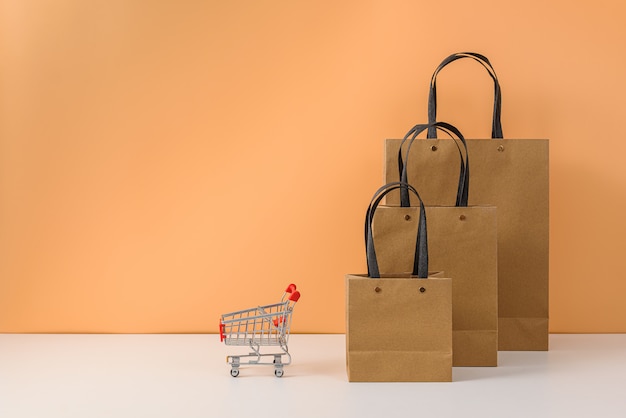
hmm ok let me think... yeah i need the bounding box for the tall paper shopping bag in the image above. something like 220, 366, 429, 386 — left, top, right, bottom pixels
385, 53, 548, 351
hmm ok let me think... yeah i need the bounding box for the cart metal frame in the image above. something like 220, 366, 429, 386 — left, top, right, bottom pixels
219, 284, 300, 377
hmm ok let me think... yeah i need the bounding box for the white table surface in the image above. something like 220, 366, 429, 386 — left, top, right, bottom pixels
1, 334, 625, 418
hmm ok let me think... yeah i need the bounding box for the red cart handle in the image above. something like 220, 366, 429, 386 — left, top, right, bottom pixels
219, 321, 225, 342
289, 290, 301, 302
285, 284, 297, 293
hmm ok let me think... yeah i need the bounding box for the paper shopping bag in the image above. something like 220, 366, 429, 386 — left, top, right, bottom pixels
346, 182, 452, 382
376, 122, 498, 366
385, 53, 549, 351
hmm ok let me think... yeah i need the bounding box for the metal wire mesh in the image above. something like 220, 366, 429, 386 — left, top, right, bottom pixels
220, 302, 293, 347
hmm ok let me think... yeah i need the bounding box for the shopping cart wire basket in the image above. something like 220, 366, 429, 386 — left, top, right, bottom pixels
219, 284, 301, 377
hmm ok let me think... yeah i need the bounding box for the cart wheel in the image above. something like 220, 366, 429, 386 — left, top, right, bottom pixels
274, 369, 284, 378
230, 369, 240, 377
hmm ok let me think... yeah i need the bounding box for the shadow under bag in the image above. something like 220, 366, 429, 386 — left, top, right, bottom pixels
346, 182, 452, 382
385, 52, 549, 351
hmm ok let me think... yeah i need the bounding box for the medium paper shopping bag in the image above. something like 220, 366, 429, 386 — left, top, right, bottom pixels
346, 182, 452, 382
377, 122, 498, 366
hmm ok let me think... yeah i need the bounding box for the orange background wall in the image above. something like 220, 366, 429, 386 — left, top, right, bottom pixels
1, 0, 625, 333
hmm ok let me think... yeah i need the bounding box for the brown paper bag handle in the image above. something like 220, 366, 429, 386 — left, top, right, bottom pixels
427, 52, 503, 139
365, 182, 428, 279
398, 122, 469, 207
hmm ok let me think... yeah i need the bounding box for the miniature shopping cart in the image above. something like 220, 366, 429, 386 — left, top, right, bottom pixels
219, 284, 301, 377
